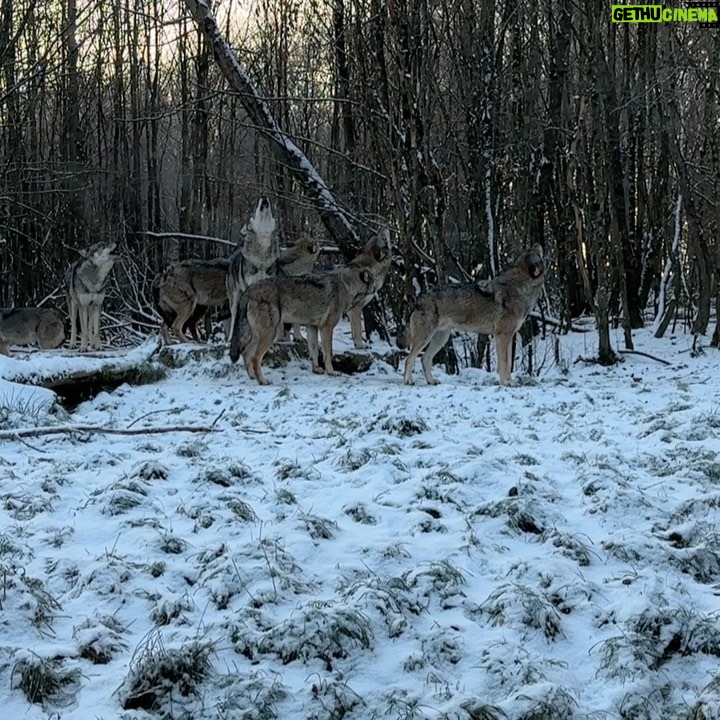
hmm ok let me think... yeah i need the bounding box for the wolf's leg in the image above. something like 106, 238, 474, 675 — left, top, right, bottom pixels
171, 304, 195, 344
68, 297, 77, 348
348, 306, 367, 349
420, 328, 451, 385
78, 304, 90, 351
251, 330, 275, 385
306, 326, 322, 373
403, 313, 434, 385
91, 302, 102, 349
495, 334, 515, 386
321, 324, 338, 375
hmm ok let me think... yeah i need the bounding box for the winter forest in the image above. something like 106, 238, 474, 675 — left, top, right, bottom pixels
1, 0, 718, 357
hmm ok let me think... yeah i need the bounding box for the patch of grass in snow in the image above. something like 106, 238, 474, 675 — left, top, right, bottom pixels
213, 670, 289, 720
118, 629, 213, 715
300, 512, 338, 540
275, 458, 320, 481
221, 495, 258, 523
131, 459, 169, 480
403, 559, 467, 606
150, 594, 195, 626
11, 653, 81, 709
343, 501, 377, 525
515, 685, 577, 720
308, 673, 365, 719
472, 497, 545, 536
478, 583, 564, 641
74, 614, 129, 664
2, 490, 53, 520
232, 601, 373, 670
596, 606, 720, 681
339, 570, 423, 638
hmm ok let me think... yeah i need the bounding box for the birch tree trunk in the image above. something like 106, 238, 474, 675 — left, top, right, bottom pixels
184, 0, 363, 251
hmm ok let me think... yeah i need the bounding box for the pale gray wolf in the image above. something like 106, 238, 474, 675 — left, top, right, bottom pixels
0, 308, 65, 356
65, 241, 118, 351
401, 243, 545, 386
276, 233, 321, 341
153, 257, 230, 344
345, 229, 392, 349
226, 197, 280, 343
229, 266, 376, 385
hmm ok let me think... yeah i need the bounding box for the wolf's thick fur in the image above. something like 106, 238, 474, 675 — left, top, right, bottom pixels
65, 241, 117, 351
226, 197, 279, 342
229, 266, 375, 385
276, 234, 321, 341
0, 308, 65, 356
153, 258, 230, 344
402, 244, 545, 386
345, 229, 392, 349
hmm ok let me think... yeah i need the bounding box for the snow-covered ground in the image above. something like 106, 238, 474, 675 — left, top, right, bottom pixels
1, 323, 719, 720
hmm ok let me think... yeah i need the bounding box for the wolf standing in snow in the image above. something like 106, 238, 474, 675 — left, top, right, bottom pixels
229, 266, 376, 385
226, 197, 280, 343
401, 243, 546, 387
65, 241, 118, 351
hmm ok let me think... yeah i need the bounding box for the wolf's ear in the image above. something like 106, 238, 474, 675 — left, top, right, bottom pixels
360, 269, 372, 284
531, 243, 544, 257
79, 247, 88, 258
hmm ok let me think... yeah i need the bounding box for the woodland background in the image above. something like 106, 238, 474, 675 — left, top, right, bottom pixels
0, 0, 718, 360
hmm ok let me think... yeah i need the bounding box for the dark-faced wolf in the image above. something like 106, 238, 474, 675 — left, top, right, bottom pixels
345, 229, 392, 349
276, 233, 321, 342
401, 244, 545, 386
226, 197, 280, 342
0, 308, 65, 356
229, 266, 375, 385
65, 241, 118, 351
153, 258, 230, 344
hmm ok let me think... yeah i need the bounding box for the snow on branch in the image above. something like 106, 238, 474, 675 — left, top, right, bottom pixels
184, 0, 363, 250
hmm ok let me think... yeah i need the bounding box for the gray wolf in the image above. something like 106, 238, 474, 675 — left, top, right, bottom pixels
276, 234, 321, 341
401, 244, 545, 386
345, 229, 392, 349
65, 241, 118, 351
0, 308, 65, 356
153, 257, 230, 344
226, 197, 280, 343
229, 266, 376, 385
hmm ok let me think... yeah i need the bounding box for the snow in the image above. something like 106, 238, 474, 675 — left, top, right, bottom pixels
1, 323, 720, 719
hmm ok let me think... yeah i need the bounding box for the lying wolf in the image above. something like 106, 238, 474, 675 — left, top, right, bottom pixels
401, 244, 546, 386
0, 308, 65, 356
229, 266, 375, 385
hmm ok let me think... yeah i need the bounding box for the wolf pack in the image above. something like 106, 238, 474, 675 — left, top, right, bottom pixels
0, 198, 546, 387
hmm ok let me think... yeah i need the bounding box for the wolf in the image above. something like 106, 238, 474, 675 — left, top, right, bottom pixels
345, 229, 393, 349
226, 197, 280, 343
65, 241, 118, 351
0, 308, 65, 356
229, 266, 376, 385
401, 243, 545, 387
153, 257, 230, 344
276, 233, 321, 342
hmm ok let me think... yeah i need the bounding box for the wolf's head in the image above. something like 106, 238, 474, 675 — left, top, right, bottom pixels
82, 241, 117, 267
518, 243, 545, 280
245, 196, 277, 240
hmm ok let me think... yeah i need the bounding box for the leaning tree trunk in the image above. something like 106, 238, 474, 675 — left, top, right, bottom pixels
184, 0, 364, 252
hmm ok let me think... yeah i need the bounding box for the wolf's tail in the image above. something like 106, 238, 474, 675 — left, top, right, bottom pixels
229, 294, 251, 364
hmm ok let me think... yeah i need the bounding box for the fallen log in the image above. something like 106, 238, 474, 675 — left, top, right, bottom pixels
0, 336, 166, 405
